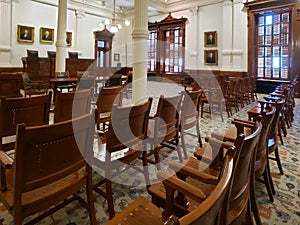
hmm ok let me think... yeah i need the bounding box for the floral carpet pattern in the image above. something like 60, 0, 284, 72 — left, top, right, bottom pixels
0, 93, 299, 225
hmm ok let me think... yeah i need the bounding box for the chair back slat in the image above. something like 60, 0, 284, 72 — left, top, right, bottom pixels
155, 94, 182, 137
54, 89, 92, 123
228, 120, 261, 222
96, 86, 123, 114
181, 90, 201, 125
107, 99, 152, 152
0, 94, 51, 146
14, 114, 94, 192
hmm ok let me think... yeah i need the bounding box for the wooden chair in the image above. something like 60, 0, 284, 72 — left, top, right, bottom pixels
195, 120, 262, 225
226, 79, 240, 113
92, 98, 153, 219
0, 93, 52, 151
209, 104, 276, 225
180, 89, 203, 159
250, 76, 258, 102
95, 85, 124, 135
47, 51, 56, 58
21, 72, 48, 97
107, 73, 123, 87
199, 76, 226, 122
68, 51, 78, 59
267, 100, 285, 175
53, 89, 92, 123
145, 94, 183, 170
27, 49, 38, 58
149, 118, 261, 225
0, 114, 97, 225
105, 145, 236, 225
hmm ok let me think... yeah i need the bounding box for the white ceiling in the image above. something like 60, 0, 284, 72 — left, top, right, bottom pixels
72, 0, 225, 16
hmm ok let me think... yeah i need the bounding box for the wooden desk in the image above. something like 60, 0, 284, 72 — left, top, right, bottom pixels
49, 78, 78, 101
49, 78, 77, 89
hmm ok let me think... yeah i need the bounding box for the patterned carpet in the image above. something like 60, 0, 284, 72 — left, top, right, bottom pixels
0, 87, 299, 225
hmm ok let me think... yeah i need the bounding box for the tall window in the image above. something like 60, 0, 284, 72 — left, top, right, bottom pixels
147, 14, 186, 75
256, 11, 290, 79
163, 28, 183, 73
147, 30, 157, 72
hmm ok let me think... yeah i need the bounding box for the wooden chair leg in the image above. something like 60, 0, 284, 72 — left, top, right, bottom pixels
154, 146, 161, 170
274, 147, 284, 175
277, 122, 284, 145
105, 179, 115, 219
180, 129, 188, 159
142, 151, 151, 189
86, 171, 97, 225
250, 177, 263, 225
263, 170, 274, 202
196, 119, 203, 148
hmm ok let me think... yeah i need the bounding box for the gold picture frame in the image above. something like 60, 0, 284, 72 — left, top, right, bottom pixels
40, 27, 54, 43
204, 50, 218, 66
204, 31, 217, 47
66, 32, 72, 46
17, 25, 34, 43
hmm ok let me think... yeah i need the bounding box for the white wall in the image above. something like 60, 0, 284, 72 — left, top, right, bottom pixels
3, 0, 248, 72
8, 0, 105, 67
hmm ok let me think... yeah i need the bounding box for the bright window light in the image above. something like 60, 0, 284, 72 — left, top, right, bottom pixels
266, 15, 273, 25
273, 57, 280, 68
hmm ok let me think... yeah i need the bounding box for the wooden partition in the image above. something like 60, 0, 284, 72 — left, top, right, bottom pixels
22, 57, 95, 87
0, 73, 22, 97
162, 70, 247, 85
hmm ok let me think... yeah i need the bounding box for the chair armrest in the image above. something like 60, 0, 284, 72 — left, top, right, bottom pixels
204, 137, 234, 148
233, 118, 255, 125
158, 170, 207, 200
0, 151, 13, 192
231, 120, 255, 129
0, 151, 13, 169
168, 161, 219, 185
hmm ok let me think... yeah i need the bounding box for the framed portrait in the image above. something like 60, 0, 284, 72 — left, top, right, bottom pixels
17, 25, 34, 43
204, 31, 217, 47
114, 53, 120, 61
40, 27, 54, 43
66, 32, 72, 46
204, 50, 218, 66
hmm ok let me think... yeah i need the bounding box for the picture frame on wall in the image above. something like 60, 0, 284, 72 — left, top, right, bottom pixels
17, 25, 34, 43
114, 53, 120, 61
204, 31, 217, 47
40, 27, 54, 43
66, 32, 72, 46
204, 50, 218, 66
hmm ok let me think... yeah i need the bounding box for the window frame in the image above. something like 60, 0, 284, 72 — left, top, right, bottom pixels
148, 13, 187, 76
